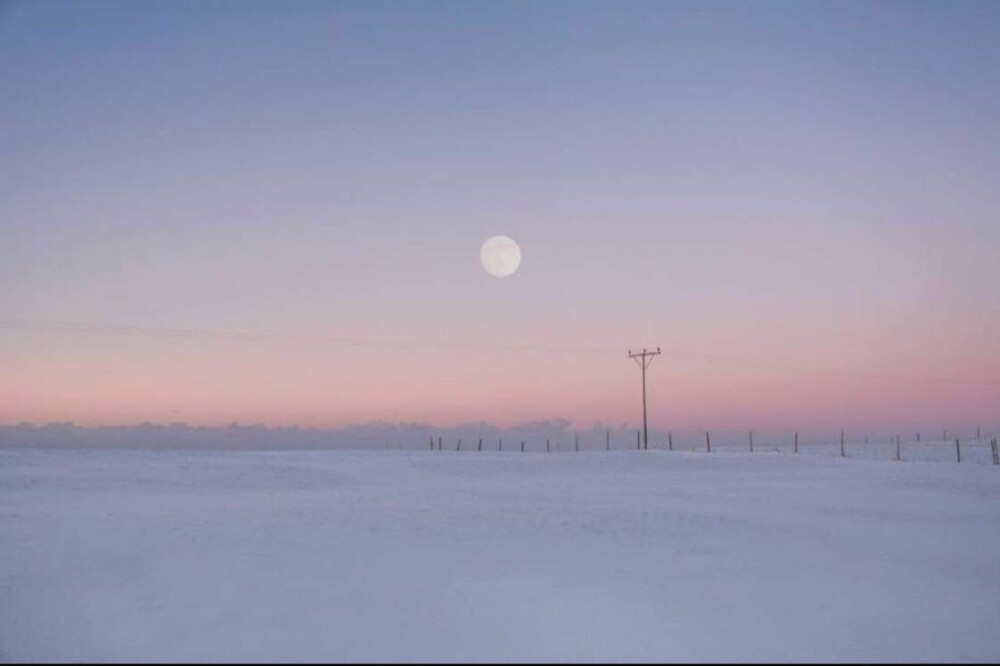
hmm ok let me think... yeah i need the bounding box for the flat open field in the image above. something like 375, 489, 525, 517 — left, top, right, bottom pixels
2, 449, 998, 662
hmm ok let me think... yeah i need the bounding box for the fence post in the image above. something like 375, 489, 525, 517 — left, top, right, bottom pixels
794, 432, 798, 454
668, 430, 673, 451
478, 438, 483, 451
546, 438, 550, 453
499, 438, 502, 451
637, 430, 640, 451
429, 437, 434, 451
521, 440, 525, 453
895, 436, 901, 462
456, 439, 461, 451
575, 434, 579, 452
438, 436, 442, 451
993, 439, 998, 466
749, 430, 754, 453
977, 427, 980, 440
606, 430, 610, 451
956, 439, 961, 464
840, 430, 845, 458
706, 431, 711, 453
943, 429, 946, 441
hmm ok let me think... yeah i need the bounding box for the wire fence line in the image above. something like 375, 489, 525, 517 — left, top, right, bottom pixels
2, 422, 997, 464
406, 430, 1000, 466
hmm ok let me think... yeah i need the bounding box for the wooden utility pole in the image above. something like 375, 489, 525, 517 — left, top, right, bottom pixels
628, 347, 661, 451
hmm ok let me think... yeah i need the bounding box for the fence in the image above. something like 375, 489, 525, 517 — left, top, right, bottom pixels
394, 430, 1000, 466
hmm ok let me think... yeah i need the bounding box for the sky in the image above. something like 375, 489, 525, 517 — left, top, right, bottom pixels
1, 0, 998, 434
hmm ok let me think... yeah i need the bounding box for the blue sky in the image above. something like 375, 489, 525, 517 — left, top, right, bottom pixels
2, 1, 998, 430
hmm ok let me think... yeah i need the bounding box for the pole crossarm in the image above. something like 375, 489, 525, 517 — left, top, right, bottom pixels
628, 348, 661, 368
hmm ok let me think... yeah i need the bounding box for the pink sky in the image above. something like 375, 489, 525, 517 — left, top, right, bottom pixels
1, 320, 996, 433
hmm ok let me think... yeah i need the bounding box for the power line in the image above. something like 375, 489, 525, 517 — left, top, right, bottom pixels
2, 318, 997, 389
656, 344, 1000, 389
0, 318, 620, 355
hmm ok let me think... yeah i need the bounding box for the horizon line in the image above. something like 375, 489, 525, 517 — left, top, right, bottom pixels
3, 419, 996, 439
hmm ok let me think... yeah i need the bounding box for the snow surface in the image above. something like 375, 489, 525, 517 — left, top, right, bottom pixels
2, 449, 999, 662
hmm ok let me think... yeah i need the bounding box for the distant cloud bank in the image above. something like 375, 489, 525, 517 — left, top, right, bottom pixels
0, 420, 640, 451
1, 421, 954, 452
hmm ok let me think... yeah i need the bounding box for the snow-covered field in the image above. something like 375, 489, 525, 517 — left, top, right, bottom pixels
2, 448, 998, 662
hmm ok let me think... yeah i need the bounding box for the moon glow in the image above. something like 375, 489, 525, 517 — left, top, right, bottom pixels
480, 235, 521, 278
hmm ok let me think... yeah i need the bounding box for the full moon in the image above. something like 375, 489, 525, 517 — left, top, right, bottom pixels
480, 235, 521, 278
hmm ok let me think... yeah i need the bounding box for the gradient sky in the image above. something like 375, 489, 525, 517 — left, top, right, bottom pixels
2, 0, 998, 433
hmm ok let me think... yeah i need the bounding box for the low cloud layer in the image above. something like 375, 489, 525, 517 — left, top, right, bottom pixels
0, 421, 942, 452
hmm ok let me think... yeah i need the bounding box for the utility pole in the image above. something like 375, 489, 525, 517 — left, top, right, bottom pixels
628, 347, 661, 450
